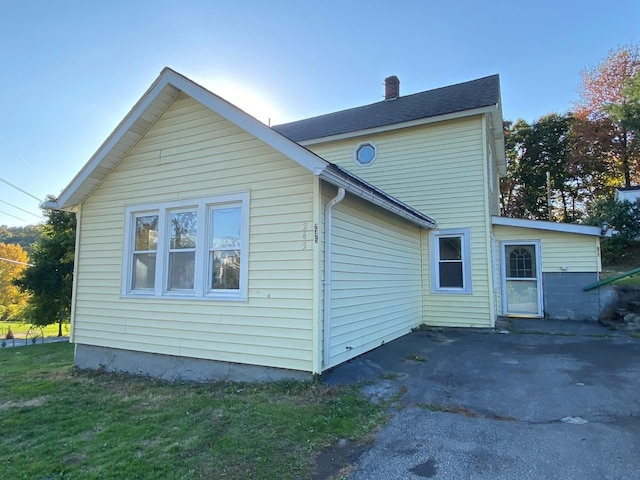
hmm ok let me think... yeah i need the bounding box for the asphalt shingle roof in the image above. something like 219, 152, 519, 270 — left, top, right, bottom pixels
272, 74, 500, 142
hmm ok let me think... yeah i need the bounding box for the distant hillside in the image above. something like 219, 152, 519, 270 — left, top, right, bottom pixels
0, 225, 42, 256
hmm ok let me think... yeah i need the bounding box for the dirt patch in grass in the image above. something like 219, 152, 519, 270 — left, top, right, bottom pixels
0, 396, 48, 410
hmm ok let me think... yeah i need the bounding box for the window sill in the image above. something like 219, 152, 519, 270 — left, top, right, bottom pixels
430, 288, 473, 295
120, 293, 247, 302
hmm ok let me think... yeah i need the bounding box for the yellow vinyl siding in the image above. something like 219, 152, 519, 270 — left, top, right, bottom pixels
311, 117, 493, 328
325, 187, 422, 368
74, 93, 316, 372
493, 225, 601, 272
493, 224, 601, 316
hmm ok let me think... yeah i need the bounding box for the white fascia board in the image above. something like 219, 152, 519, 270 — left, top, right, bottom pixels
55, 72, 178, 209
492, 216, 601, 236
54, 68, 328, 210
297, 105, 496, 146
320, 169, 437, 230
41, 201, 58, 209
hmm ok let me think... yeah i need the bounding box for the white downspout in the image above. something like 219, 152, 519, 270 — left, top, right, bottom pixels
323, 187, 345, 369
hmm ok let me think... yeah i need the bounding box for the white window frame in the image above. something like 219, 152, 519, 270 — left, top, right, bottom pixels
353, 141, 378, 167
122, 192, 249, 301
430, 228, 472, 294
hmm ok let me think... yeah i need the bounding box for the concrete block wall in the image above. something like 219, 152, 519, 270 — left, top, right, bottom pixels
543, 272, 600, 320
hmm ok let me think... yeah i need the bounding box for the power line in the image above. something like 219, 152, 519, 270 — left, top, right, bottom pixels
0, 209, 26, 222
0, 257, 33, 267
0, 176, 43, 203
0, 199, 43, 219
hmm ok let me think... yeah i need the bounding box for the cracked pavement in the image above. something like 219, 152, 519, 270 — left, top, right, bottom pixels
323, 320, 640, 479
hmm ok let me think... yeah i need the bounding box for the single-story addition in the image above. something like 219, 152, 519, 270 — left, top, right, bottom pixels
47, 68, 606, 381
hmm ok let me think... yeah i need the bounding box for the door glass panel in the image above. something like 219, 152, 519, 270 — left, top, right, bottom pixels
506, 280, 539, 315
506, 245, 536, 278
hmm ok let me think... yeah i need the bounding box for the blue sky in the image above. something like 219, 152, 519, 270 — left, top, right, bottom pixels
0, 0, 638, 227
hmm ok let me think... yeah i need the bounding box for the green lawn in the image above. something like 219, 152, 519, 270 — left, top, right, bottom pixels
0, 343, 386, 479
1, 321, 69, 340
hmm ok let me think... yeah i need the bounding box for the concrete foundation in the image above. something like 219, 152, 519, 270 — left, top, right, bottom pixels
542, 272, 600, 320
74, 344, 313, 383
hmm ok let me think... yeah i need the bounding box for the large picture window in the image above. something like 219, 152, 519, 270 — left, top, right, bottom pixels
430, 228, 472, 293
122, 193, 249, 300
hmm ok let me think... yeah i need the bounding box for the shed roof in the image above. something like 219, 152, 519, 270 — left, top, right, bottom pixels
492, 216, 602, 236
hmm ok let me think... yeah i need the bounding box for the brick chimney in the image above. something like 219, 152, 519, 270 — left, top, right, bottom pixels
384, 75, 400, 100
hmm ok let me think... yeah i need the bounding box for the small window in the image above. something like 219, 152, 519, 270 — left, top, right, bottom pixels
507, 246, 535, 278
354, 142, 377, 166
430, 228, 472, 293
438, 236, 463, 288
123, 193, 249, 300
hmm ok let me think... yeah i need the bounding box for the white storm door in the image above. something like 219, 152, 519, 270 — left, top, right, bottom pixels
501, 242, 543, 317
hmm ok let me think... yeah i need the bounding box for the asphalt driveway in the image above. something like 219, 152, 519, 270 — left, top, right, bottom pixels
323, 319, 640, 479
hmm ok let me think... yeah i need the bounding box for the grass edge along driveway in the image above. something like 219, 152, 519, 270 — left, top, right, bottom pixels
0, 342, 387, 479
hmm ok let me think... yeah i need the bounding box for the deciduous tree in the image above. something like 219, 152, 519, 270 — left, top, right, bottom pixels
14, 199, 76, 336
0, 243, 30, 321
501, 114, 589, 221
575, 44, 640, 186
585, 197, 640, 263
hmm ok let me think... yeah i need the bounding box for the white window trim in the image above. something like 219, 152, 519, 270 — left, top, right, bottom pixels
500, 240, 543, 317
353, 141, 378, 167
430, 228, 472, 294
121, 192, 249, 301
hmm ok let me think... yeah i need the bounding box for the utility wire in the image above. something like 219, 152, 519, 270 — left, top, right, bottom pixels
0, 176, 43, 203
0, 199, 43, 219
0, 257, 33, 267
0, 209, 26, 222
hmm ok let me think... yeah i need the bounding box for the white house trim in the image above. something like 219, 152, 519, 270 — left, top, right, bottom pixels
492, 216, 601, 236
46, 68, 436, 233
429, 227, 473, 294
500, 240, 544, 318
121, 192, 250, 301
319, 168, 436, 230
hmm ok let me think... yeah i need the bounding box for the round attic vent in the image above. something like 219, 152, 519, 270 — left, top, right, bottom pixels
354, 142, 377, 166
